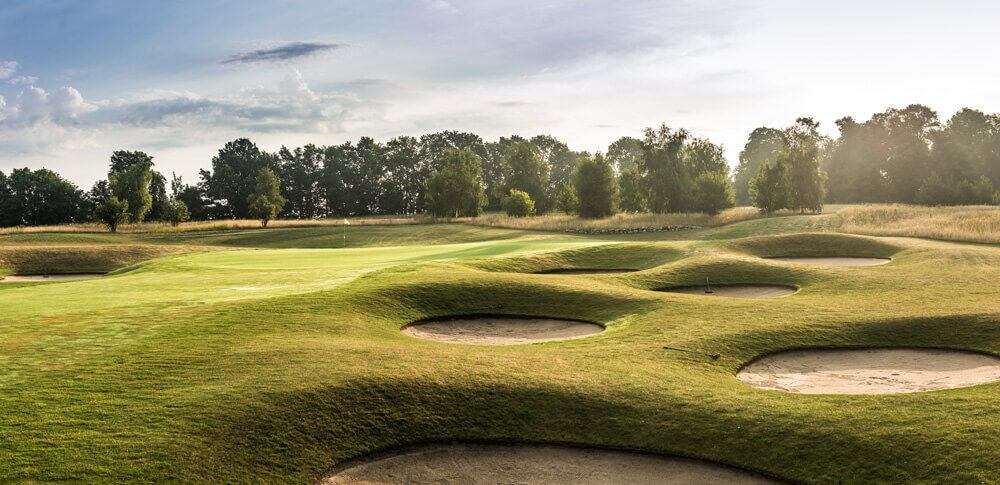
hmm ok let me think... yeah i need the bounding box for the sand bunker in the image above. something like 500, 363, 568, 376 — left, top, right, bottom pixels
737, 348, 1000, 394
402, 315, 603, 345
661, 285, 796, 299
537, 268, 637, 275
1, 273, 104, 282
324, 443, 780, 484
767, 257, 890, 266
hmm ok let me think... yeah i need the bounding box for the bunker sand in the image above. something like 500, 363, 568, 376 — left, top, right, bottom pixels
324, 443, 781, 484
737, 348, 1000, 394
402, 316, 603, 345
767, 257, 890, 266
663, 285, 796, 299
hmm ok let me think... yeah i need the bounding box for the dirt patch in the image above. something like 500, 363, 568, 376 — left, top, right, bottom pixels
767, 257, 890, 266
537, 268, 637, 275
402, 315, 603, 345
1, 273, 105, 282
737, 348, 1000, 394
661, 285, 796, 299
323, 443, 780, 484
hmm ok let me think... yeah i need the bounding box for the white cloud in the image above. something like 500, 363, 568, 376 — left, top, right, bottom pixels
0, 85, 95, 128
0, 61, 17, 79
9, 75, 38, 85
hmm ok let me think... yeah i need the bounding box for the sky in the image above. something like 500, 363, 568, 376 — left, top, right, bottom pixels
2, 0, 1000, 188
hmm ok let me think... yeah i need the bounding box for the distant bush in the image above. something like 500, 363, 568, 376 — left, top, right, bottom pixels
691, 171, 735, 215
503, 189, 535, 217
94, 197, 130, 233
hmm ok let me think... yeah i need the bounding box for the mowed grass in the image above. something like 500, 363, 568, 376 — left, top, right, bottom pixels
2, 217, 1000, 483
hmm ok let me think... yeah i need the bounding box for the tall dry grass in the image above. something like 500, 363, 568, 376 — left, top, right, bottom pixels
0, 215, 435, 235
839, 204, 1000, 243
464, 207, 764, 232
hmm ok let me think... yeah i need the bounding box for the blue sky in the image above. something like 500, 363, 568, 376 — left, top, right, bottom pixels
2, 0, 1000, 187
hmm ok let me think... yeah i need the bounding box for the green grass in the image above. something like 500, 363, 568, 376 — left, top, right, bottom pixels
2, 216, 1000, 483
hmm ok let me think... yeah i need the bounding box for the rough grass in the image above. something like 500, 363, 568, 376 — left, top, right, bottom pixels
840, 204, 1000, 244
4, 218, 1000, 483
463, 207, 770, 231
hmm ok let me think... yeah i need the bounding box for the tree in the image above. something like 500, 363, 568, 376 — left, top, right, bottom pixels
95, 197, 129, 233
503, 189, 535, 217
200, 138, 278, 218
502, 141, 550, 213
277, 144, 322, 218
734, 128, 785, 205
781, 118, 827, 213
382, 136, 422, 214
749, 159, 789, 214
640, 123, 692, 213
148, 171, 169, 221
247, 168, 286, 227
109, 160, 153, 223
0, 168, 88, 227
692, 171, 735, 215
573, 154, 618, 219
109, 150, 153, 174
530, 134, 579, 194
606, 136, 644, 173
163, 199, 191, 226
554, 182, 579, 214
423, 148, 487, 218
617, 167, 646, 213
483, 135, 527, 209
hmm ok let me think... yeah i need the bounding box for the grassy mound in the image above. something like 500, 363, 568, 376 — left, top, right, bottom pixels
3, 219, 1000, 483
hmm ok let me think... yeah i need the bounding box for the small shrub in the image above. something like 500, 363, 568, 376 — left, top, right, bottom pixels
503, 189, 535, 217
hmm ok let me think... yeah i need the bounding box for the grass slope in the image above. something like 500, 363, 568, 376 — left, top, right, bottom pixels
2, 218, 1000, 483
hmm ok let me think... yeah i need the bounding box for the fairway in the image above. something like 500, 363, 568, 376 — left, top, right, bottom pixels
4, 219, 1000, 483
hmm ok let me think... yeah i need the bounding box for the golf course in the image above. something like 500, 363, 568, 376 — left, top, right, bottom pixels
2, 207, 1000, 483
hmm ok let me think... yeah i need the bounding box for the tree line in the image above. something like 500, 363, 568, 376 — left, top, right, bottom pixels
735, 104, 1000, 206
4, 104, 999, 229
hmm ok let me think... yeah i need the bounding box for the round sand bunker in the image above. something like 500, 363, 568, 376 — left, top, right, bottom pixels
537, 268, 637, 275
767, 257, 890, 266
661, 285, 796, 299
323, 443, 780, 484
1, 273, 105, 282
402, 315, 603, 345
738, 348, 1000, 394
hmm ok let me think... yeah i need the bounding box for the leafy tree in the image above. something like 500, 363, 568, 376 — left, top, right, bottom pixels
0, 168, 88, 227
200, 138, 278, 218
531, 134, 579, 193
685, 137, 728, 176
503, 189, 535, 217
277, 144, 323, 218
170, 174, 211, 221
917, 173, 995, 205
109, 150, 153, 174
95, 197, 129, 233
554, 182, 579, 214
606, 136, 644, 173
734, 128, 785, 205
163, 199, 191, 226
640, 123, 691, 213
782, 118, 827, 213
749, 159, 789, 214
109, 160, 153, 223
502, 141, 550, 213
247, 168, 286, 227
617, 167, 646, 213
382, 136, 421, 214
148, 171, 169, 221
573, 153, 618, 219
692, 171, 735, 215
424, 148, 487, 217
483, 135, 527, 209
